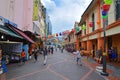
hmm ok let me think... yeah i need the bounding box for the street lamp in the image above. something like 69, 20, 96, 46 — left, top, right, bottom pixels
100, 0, 113, 76
101, 18, 108, 76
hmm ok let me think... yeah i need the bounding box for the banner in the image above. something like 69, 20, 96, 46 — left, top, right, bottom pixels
33, 0, 39, 21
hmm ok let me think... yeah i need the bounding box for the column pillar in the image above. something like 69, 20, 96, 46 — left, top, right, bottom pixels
87, 40, 92, 51
76, 35, 79, 50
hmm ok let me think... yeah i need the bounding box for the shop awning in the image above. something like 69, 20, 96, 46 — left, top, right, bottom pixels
0, 25, 23, 39
9, 26, 35, 43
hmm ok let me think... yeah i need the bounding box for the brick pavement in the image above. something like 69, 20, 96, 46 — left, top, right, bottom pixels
82, 57, 120, 80
6, 50, 107, 80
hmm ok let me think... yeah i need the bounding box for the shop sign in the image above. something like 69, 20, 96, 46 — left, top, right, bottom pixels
0, 18, 4, 26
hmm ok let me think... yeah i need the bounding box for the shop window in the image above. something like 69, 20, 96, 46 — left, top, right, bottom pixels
108, 37, 112, 49
92, 13, 95, 31
116, 0, 120, 20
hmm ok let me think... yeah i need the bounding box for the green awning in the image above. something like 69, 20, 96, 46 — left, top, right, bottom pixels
0, 25, 23, 39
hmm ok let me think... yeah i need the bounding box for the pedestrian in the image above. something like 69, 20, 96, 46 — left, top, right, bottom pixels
20, 49, 26, 64
111, 47, 118, 62
97, 47, 102, 63
76, 50, 82, 66
108, 47, 112, 62
48, 46, 51, 54
33, 47, 38, 62
51, 46, 54, 54
55, 46, 57, 51
0, 46, 8, 80
43, 47, 48, 65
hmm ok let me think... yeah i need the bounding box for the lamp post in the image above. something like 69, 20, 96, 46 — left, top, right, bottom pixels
101, 18, 109, 76
100, 0, 113, 76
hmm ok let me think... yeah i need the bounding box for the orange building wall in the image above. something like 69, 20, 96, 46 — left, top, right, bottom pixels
98, 38, 104, 50
87, 40, 92, 51
112, 34, 120, 62
76, 36, 79, 50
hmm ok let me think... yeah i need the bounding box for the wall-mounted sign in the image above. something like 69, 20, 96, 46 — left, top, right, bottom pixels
0, 17, 4, 26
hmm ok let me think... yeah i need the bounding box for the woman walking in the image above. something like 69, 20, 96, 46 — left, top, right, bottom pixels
43, 47, 48, 65
76, 50, 82, 66
33, 48, 38, 62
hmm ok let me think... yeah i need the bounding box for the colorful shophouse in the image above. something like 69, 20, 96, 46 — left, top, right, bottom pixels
77, 0, 120, 62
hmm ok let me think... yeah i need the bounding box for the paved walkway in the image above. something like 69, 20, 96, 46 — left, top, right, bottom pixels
81, 55, 120, 80
7, 50, 106, 80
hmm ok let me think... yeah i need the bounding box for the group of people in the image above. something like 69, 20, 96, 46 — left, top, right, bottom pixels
108, 47, 118, 62
0, 45, 83, 80
20, 46, 49, 65
95, 47, 118, 63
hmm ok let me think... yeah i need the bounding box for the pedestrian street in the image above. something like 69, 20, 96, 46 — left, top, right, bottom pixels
7, 50, 105, 80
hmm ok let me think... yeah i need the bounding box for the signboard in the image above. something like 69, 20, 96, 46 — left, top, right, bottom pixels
33, 0, 39, 21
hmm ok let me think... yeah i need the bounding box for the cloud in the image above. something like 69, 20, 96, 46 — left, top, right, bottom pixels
41, 0, 92, 34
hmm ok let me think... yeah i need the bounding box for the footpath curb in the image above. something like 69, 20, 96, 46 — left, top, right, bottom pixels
83, 58, 120, 80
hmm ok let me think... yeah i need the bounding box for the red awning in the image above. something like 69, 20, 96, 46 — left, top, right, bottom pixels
9, 26, 35, 43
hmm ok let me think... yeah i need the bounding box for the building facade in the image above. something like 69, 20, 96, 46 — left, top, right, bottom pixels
46, 12, 52, 35
0, 0, 33, 32
65, 29, 76, 52
78, 0, 120, 61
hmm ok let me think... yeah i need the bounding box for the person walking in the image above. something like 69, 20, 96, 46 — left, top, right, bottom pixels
61, 46, 63, 53
55, 46, 57, 51
51, 46, 54, 54
33, 48, 38, 62
97, 47, 102, 64
108, 47, 112, 62
76, 50, 82, 66
48, 46, 51, 54
0, 47, 8, 80
20, 49, 26, 64
43, 47, 48, 65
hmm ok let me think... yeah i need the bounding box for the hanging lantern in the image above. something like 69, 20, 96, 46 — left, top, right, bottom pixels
102, 14, 108, 18
104, 0, 113, 5
59, 32, 61, 36
89, 22, 93, 27
62, 32, 64, 35
97, 20, 100, 25
75, 27, 80, 33
102, 4, 110, 12
82, 24, 86, 30
56, 33, 58, 36
102, 10, 107, 16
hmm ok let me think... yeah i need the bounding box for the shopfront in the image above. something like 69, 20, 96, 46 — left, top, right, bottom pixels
0, 16, 35, 63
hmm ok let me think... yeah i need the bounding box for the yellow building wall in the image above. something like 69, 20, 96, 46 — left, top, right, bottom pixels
33, 0, 39, 21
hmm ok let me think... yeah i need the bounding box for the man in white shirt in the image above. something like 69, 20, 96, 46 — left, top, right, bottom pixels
76, 50, 82, 66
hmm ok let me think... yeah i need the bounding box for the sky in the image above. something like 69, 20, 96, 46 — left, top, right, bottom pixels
41, 0, 92, 34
